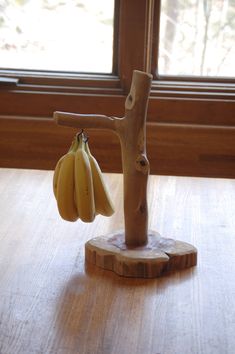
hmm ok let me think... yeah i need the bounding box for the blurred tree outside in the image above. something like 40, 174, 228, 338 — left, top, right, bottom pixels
159, 0, 235, 77
0, 0, 114, 73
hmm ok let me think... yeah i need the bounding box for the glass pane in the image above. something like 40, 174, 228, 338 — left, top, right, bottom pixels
0, 0, 114, 73
158, 0, 235, 77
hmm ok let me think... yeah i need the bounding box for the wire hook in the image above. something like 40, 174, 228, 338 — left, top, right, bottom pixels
76, 129, 84, 141
76, 129, 89, 143
83, 132, 89, 143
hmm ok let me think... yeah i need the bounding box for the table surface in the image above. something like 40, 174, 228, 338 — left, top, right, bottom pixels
0, 168, 235, 354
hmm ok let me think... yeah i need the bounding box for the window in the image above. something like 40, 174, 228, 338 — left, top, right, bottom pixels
158, 0, 235, 77
150, 0, 235, 127
0, 0, 114, 73
0, 0, 235, 178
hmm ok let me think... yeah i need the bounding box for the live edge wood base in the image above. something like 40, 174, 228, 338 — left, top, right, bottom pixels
85, 231, 197, 278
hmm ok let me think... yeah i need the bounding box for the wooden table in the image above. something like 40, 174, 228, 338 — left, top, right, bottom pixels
0, 168, 234, 354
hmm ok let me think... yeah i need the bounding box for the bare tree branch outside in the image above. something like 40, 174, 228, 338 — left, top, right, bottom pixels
159, 0, 235, 77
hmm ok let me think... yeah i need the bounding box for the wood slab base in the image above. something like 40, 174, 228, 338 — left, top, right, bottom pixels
85, 230, 197, 278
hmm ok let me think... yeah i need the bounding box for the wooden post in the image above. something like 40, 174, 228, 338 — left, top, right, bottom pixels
117, 71, 152, 246
54, 70, 197, 278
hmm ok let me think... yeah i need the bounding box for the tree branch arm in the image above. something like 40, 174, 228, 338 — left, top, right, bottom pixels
54, 111, 120, 132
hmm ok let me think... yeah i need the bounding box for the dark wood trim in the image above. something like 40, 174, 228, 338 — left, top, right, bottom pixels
118, 0, 150, 92
148, 97, 235, 126
151, 0, 161, 76
0, 92, 125, 117
148, 122, 235, 178
157, 74, 235, 84
144, 0, 156, 73
152, 80, 235, 95
2, 90, 234, 126
9, 83, 123, 95
151, 87, 235, 99
0, 70, 122, 89
1, 84, 234, 126
151, 78, 235, 101
1, 115, 235, 178
112, 0, 120, 76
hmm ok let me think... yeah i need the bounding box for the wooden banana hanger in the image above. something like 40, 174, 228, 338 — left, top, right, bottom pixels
54, 70, 197, 278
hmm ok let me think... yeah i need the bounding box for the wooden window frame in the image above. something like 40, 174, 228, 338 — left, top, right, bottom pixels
148, 0, 235, 122
1, 0, 233, 118
0, 0, 152, 117
0, 0, 235, 178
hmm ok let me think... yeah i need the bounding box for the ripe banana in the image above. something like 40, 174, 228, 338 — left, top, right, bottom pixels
53, 132, 114, 223
53, 138, 77, 199
74, 134, 95, 222
85, 141, 115, 217
53, 155, 65, 199
53, 139, 79, 222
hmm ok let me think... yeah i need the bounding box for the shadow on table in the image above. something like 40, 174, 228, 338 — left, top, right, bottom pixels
54, 262, 197, 353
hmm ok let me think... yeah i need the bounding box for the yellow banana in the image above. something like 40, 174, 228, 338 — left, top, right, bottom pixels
85, 141, 115, 217
53, 138, 77, 199
53, 155, 65, 199
74, 134, 95, 222
55, 139, 79, 222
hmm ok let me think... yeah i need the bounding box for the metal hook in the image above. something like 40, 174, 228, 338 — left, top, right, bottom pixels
83, 132, 89, 143
76, 129, 84, 141
76, 129, 89, 143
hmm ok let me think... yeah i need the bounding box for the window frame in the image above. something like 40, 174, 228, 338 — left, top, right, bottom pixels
0, 0, 234, 115
0, 0, 235, 178
0, 0, 152, 117
151, 0, 235, 92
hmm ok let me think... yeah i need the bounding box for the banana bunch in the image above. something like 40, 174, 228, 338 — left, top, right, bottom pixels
53, 132, 114, 222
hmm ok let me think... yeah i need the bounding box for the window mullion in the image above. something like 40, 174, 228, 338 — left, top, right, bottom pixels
151, 0, 161, 77
118, 0, 150, 93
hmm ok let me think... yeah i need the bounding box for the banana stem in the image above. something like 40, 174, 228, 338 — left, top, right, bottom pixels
54, 70, 152, 248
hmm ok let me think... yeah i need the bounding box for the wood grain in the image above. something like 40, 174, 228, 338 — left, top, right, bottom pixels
85, 231, 197, 278
0, 168, 235, 353
1, 115, 235, 178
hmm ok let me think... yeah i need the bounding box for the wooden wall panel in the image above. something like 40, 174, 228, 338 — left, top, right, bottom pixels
1, 115, 235, 178
1, 90, 234, 127
0, 116, 122, 171
148, 123, 235, 178
0, 91, 125, 117
148, 97, 235, 126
